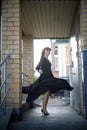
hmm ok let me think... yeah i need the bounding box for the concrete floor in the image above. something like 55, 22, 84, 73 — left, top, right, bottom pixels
8, 97, 87, 130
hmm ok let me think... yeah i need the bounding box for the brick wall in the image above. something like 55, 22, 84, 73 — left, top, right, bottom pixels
80, 0, 87, 49
2, 0, 22, 108
23, 35, 34, 86
51, 42, 57, 77
22, 35, 34, 102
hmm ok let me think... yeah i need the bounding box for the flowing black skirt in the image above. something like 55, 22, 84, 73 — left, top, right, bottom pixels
22, 77, 73, 102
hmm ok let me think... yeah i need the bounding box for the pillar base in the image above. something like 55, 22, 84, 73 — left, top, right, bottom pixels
11, 108, 22, 121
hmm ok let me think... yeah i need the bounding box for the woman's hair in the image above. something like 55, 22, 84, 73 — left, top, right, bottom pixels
40, 47, 51, 61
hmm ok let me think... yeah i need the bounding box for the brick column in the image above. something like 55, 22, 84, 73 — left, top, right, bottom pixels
80, 0, 87, 118
2, 0, 22, 119
80, 0, 87, 49
22, 35, 34, 86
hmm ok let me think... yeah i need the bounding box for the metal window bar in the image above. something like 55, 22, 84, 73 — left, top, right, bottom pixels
0, 54, 10, 115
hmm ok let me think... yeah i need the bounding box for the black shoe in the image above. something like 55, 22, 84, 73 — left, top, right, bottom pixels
69, 87, 74, 91
41, 109, 49, 116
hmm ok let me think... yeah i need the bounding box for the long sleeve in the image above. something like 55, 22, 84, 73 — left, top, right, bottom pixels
36, 58, 44, 71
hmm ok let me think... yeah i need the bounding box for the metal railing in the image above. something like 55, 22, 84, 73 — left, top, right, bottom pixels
22, 72, 30, 86
0, 54, 10, 114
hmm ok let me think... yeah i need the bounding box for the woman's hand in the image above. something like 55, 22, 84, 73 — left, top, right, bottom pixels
39, 69, 43, 75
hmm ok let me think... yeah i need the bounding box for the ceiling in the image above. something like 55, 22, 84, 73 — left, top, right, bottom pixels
21, 0, 80, 39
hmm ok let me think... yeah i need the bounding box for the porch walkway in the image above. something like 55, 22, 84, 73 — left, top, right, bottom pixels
8, 97, 87, 130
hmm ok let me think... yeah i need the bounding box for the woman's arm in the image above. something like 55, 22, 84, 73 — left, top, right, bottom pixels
36, 64, 43, 75
36, 58, 44, 74
36, 58, 44, 71
38, 69, 43, 75
36, 62, 41, 71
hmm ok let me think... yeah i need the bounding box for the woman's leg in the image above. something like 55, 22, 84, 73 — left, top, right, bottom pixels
42, 90, 50, 114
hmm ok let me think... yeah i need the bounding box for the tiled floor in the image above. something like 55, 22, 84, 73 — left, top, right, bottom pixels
8, 97, 87, 130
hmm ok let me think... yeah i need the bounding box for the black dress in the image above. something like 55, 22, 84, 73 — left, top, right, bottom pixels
36, 57, 54, 81
22, 57, 73, 102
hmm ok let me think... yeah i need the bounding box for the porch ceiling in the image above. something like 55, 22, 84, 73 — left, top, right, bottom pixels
21, 0, 80, 39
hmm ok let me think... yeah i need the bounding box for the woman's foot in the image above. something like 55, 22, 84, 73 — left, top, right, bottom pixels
68, 87, 74, 91
41, 109, 49, 116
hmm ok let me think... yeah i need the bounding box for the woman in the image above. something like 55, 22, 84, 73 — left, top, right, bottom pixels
22, 47, 73, 115
35, 47, 53, 115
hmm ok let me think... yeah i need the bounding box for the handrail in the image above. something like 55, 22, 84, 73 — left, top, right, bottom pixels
0, 88, 10, 114
0, 88, 10, 107
0, 54, 10, 67
0, 53, 10, 114
22, 72, 30, 85
0, 73, 10, 89
22, 72, 30, 77
23, 79, 29, 83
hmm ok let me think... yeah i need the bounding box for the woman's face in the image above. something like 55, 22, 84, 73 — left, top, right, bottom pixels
44, 49, 50, 57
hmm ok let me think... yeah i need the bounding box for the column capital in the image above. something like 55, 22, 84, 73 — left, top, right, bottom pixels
22, 34, 33, 41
